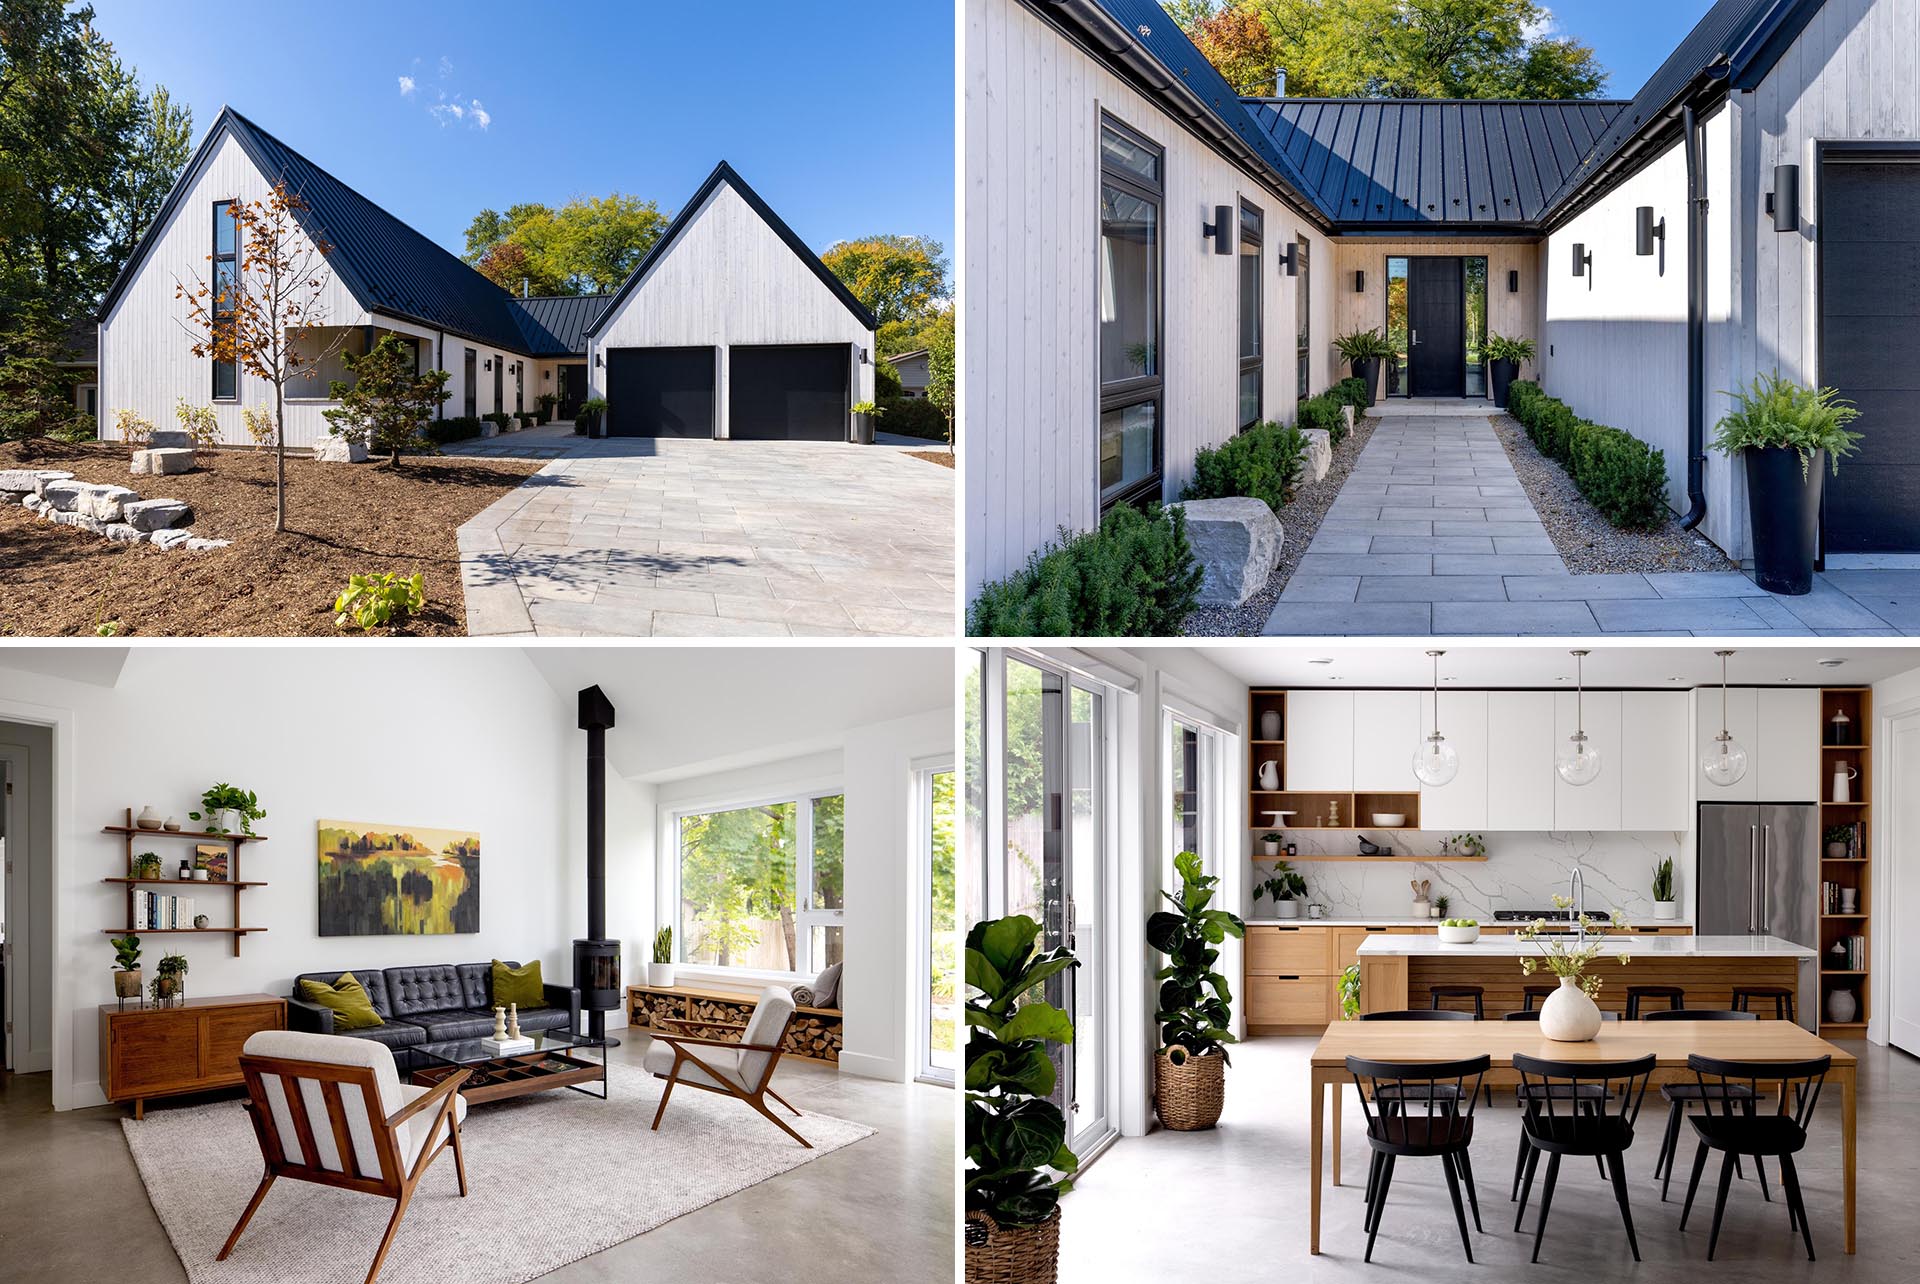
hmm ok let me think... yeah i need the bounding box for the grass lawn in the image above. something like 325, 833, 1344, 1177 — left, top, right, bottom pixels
0, 441, 542, 636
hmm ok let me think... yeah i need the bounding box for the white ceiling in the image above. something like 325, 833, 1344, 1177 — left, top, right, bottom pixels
1197, 643, 1920, 689
522, 645, 952, 782
0, 646, 130, 689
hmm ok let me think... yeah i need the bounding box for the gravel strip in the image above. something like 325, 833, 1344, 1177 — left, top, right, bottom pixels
1181, 412, 1381, 636
1490, 410, 1732, 574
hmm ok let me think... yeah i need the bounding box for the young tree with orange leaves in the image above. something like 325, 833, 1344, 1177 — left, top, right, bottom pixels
175, 181, 344, 533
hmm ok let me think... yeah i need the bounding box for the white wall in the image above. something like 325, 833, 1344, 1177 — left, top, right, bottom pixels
962, 0, 1336, 592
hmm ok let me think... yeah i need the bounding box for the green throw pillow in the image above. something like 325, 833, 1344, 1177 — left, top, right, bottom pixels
297, 972, 383, 1031
492, 959, 544, 1009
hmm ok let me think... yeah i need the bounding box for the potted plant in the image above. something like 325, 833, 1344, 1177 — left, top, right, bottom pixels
1709, 373, 1863, 594
1433, 893, 1451, 920
1332, 328, 1394, 407
1258, 830, 1283, 856
1517, 896, 1630, 1041
111, 935, 143, 1003
1446, 832, 1487, 859
537, 392, 558, 424
1252, 860, 1307, 919
188, 783, 264, 836
1148, 850, 1245, 1129
577, 397, 609, 437
1825, 825, 1854, 859
964, 913, 1078, 1284
150, 951, 188, 1006
1652, 856, 1678, 919
1338, 963, 1362, 1020
850, 400, 882, 445
649, 926, 675, 987
132, 851, 164, 880
1484, 334, 1536, 408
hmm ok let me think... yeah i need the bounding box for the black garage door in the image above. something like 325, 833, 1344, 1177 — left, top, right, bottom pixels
1821, 158, 1920, 552
728, 344, 849, 441
604, 346, 714, 438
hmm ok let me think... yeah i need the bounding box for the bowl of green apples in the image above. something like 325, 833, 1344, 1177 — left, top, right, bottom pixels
1436, 919, 1480, 944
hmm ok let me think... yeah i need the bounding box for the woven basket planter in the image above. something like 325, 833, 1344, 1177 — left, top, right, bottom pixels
1154, 1044, 1226, 1130
964, 1208, 1059, 1284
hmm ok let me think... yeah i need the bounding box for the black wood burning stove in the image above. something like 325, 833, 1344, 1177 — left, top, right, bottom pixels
575, 685, 621, 1044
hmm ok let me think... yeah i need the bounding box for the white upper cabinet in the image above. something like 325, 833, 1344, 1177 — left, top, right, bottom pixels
1620, 691, 1689, 830
1352, 690, 1422, 791
1757, 688, 1820, 801
1419, 690, 1489, 830
1695, 686, 1760, 802
1554, 690, 1623, 830
1486, 691, 1556, 831
1285, 691, 1354, 791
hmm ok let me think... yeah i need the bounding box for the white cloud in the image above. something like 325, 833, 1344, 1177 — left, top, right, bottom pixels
438, 56, 453, 78
402, 61, 492, 131
397, 75, 415, 97
469, 100, 491, 130
1523, 7, 1558, 39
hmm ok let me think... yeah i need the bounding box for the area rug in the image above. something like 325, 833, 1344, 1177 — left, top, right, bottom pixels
121, 1059, 874, 1284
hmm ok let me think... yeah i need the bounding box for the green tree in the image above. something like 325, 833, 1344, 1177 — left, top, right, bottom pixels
924, 308, 955, 441
461, 194, 668, 295
322, 334, 452, 466
821, 234, 950, 331
678, 803, 798, 968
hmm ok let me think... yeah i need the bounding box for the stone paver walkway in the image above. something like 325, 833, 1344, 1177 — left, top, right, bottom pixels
453, 435, 953, 637
1262, 406, 1920, 636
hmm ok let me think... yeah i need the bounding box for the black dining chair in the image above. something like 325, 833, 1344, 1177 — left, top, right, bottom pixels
1499, 1011, 1616, 1196
1346, 1053, 1490, 1263
1512, 1051, 1656, 1263
1640, 1010, 1766, 1202
1677, 1053, 1831, 1261
1360, 1009, 1476, 1021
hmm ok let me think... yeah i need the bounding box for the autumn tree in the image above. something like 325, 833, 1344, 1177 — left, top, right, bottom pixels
176, 183, 344, 532
322, 334, 451, 466
821, 234, 950, 350
461, 194, 668, 294
474, 240, 565, 297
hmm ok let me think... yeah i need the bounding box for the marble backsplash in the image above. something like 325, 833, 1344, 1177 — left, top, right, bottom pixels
1249, 830, 1685, 922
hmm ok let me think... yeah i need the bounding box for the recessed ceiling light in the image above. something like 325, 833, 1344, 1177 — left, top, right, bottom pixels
1555, 675, 1568, 682
1818, 658, 1846, 668
1309, 658, 1335, 665
1668, 676, 1680, 683
1782, 677, 1796, 683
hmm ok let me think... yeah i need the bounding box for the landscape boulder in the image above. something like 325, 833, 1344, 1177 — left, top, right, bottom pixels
32, 471, 76, 496
122, 498, 192, 532
101, 522, 146, 544
147, 428, 192, 449
149, 529, 193, 550
80, 485, 141, 522
39, 479, 87, 511
1299, 428, 1333, 482
1172, 496, 1285, 607
131, 448, 196, 476
52, 509, 104, 534
22, 493, 45, 512
0, 468, 71, 494
312, 436, 369, 464
185, 536, 231, 551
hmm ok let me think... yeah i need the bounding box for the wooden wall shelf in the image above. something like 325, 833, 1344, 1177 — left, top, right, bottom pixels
103, 824, 267, 843
1253, 854, 1487, 863
108, 807, 266, 957
1818, 687, 1872, 1035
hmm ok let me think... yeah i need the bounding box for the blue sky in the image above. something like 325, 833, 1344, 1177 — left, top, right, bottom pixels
1531, 0, 1716, 98
90, 0, 954, 264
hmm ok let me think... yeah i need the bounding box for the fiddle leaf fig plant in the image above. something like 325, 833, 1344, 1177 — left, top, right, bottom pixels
965, 914, 1080, 1229
1148, 850, 1246, 1061
111, 935, 142, 971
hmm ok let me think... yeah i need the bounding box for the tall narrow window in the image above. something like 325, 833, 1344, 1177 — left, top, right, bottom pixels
515, 362, 524, 415
1294, 236, 1311, 401
1099, 117, 1163, 508
493, 356, 504, 414
1463, 257, 1489, 398
211, 201, 238, 401
1385, 256, 1410, 397
1238, 202, 1262, 431
463, 348, 477, 417
919, 766, 957, 1085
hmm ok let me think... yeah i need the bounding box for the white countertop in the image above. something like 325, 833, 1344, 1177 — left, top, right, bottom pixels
1245, 917, 1694, 930
1357, 933, 1815, 958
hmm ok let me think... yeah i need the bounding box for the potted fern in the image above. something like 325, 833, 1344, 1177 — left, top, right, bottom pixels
1652, 856, 1678, 919
649, 926, 675, 986
1484, 334, 1536, 409
150, 951, 188, 1007
1710, 373, 1863, 594
1333, 329, 1394, 407
1148, 850, 1245, 1129
964, 913, 1078, 1284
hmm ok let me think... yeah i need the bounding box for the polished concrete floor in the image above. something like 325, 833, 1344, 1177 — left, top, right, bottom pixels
0, 1039, 954, 1283
1060, 1036, 1920, 1281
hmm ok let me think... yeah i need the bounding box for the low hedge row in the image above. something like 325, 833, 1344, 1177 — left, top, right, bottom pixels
1183, 419, 1307, 513
878, 396, 949, 441
423, 416, 483, 445
1507, 380, 1669, 528
967, 503, 1202, 636
1298, 379, 1366, 446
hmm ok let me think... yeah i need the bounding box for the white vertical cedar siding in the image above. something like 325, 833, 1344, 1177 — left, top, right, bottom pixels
99, 130, 369, 448
963, 0, 1329, 591
584, 181, 875, 441
1329, 238, 1540, 357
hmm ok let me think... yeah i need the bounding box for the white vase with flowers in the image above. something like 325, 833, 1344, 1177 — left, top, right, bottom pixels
1518, 895, 1631, 1042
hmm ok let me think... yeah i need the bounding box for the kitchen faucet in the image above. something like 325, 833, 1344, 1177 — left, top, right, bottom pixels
1568, 865, 1586, 946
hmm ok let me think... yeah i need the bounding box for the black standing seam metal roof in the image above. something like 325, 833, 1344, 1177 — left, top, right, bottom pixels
509, 295, 610, 357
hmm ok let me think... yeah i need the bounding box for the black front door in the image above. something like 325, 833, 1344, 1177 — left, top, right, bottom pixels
1408, 257, 1465, 397
559, 365, 588, 419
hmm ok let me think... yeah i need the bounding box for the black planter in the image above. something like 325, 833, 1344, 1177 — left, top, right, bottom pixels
1350, 357, 1379, 407
1490, 358, 1518, 408
1744, 445, 1824, 595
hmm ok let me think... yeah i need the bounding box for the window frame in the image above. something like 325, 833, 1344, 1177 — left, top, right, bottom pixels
211, 200, 239, 402
914, 757, 958, 1086
1237, 199, 1263, 432
1097, 112, 1166, 512
1294, 235, 1311, 402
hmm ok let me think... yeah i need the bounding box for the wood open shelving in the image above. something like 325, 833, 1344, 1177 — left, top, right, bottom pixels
1818, 688, 1871, 1034
105, 807, 268, 957
1252, 854, 1487, 863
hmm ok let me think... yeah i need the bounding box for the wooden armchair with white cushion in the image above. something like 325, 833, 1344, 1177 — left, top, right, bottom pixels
643, 984, 809, 1147
219, 1029, 471, 1284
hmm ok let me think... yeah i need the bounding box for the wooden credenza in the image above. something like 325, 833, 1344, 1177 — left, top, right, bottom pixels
100, 992, 286, 1118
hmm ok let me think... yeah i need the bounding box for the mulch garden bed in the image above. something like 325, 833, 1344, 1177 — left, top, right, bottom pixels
906, 449, 955, 469
0, 441, 542, 636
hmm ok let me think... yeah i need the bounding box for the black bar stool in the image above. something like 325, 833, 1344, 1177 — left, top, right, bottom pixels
1430, 984, 1486, 1018
1513, 1051, 1656, 1263
1641, 1010, 1765, 1201
1347, 1053, 1491, 1262
1519, 984, 1557, 1013
1625, 985, 1685, 1020
1731, 986, 1795, 1022
1678, 1053, 1832, 1260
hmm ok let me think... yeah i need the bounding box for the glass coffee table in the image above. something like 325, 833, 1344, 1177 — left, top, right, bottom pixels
408, 1028, 609, 1104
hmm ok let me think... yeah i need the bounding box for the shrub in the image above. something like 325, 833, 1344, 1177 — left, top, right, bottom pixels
878, 395, 948, 441
1505, 380, 1669, 529
482, 411, 512, 433
968, 503, 1202, 637
113, 408, 156, 449
423, 416, 483, 445
174, 398, 221, 453
874, 363, 903, 400
333, 572, 426, 633
1183, 420, 1307, 513
241, 405, 276, 448
1331, 376, 1369, 408
516, 412, 537, 428
1297, 393, 1347, 444
577, 397, 607, 434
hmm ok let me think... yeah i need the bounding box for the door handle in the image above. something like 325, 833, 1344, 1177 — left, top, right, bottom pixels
1748, 825, 1759, 933
1411, 329, 1420, 346
1762, 825, 1771, 928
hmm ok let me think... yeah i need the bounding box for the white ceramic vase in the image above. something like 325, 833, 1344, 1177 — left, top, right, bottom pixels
1275, 899, 1300, 919
647, 962, 676, 987
1260, 710, 1281, 740
1540, 976, 1603, 1041
1653, 901, 1678, 920
1258, 760, 1280, 790
1826, 988, 1858, 1023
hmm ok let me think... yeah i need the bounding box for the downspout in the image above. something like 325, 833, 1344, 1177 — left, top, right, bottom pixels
1679, 102, 1709, 530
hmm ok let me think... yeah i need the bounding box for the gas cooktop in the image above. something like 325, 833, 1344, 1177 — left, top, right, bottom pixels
1493, 908, 1612, 923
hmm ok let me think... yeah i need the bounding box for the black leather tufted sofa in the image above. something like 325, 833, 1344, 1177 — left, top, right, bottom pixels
287, 962, 579, 1052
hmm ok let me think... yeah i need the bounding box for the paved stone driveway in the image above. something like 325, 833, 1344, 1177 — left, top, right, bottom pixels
453, 432, 953, 636
1263, 405, 1920, 636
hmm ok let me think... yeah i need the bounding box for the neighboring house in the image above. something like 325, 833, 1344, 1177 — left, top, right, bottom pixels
59, 322, 97, 426
888, 348, 930, 398
99, 109, 876, 447
965, 0, 1920, 591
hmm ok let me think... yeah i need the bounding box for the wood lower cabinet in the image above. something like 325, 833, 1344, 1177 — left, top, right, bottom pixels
100, 993, 285, 1118
1247, 975, 1330, 1026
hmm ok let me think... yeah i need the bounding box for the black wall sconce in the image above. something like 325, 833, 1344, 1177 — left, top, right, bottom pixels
1635, 206, 1666, 256
1201, 205, 1233, 255
1766, 163, 1800, 231
544, 369, 552, 381
1277, 242, 1298, 276
857, 346, 869, 364
1571, 243, 1592, 277
1507, 269, 1519, 293
594, 352, 603, 368
1354, 269, 1365, 293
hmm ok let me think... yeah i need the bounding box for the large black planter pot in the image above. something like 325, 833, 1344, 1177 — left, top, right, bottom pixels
1745, 445, 1825, 595
1490, 358, 1518, 408
1350, 357, 1379, 407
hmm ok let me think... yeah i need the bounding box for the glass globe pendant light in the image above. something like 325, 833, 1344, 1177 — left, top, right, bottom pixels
1412, 649, 1459, 786
1555, 649, 1603, 786
1703, 649, 1750, 786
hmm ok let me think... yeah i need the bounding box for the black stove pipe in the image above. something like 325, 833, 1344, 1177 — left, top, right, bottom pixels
577, 685, 617, 1041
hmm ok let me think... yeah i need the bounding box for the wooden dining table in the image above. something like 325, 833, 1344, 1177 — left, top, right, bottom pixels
1307, 1020, 1858, 1254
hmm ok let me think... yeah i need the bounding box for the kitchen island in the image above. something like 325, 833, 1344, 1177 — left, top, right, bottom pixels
1354, 933, 1819, 1029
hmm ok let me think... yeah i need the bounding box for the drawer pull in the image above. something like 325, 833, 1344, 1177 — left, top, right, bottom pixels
1365, 927, 1386, 932
1276, 975, 1301, 980
1277, 925, 1301, 932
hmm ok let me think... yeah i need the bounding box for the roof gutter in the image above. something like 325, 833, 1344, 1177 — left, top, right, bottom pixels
1679, 99, 1712, 531
1542, 59, 1731, 234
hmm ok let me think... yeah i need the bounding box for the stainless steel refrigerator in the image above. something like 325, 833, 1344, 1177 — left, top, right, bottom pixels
1697, 804, 1818, 1026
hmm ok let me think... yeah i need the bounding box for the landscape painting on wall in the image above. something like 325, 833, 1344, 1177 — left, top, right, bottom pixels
317, 820, 481, 936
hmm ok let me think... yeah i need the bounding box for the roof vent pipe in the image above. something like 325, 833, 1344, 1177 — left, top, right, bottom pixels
522, 277, 530, 299
1274, 67, 1287, 97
